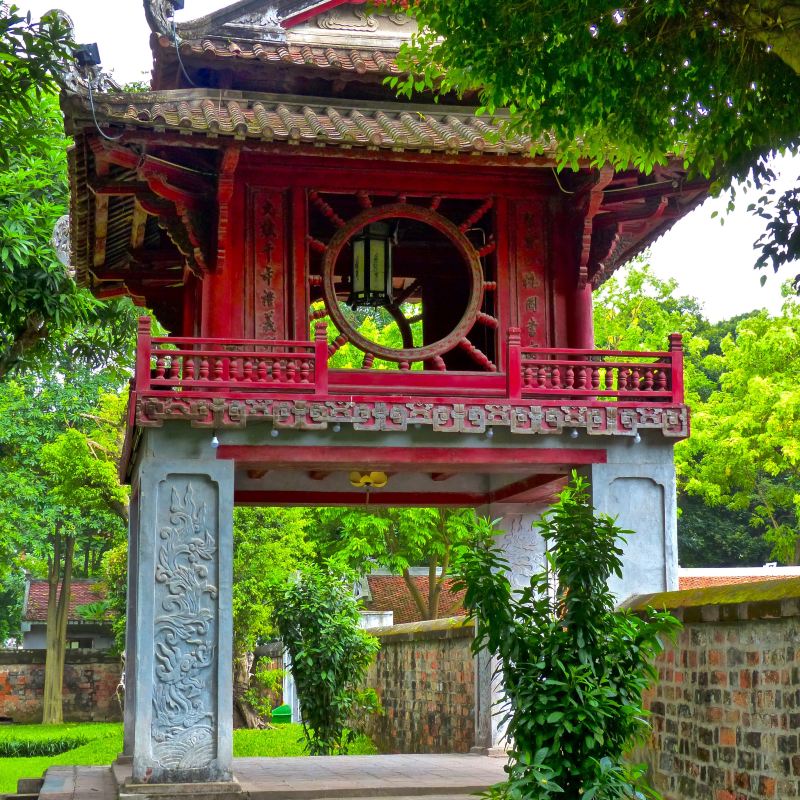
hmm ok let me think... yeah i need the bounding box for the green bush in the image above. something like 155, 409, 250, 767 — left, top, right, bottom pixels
273, 568, 381, 755
0, 735, 89, 757
458, 474, 681, 800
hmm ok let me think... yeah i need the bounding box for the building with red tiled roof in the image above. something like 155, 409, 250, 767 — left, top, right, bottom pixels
359, 572, 466, 625
678, 567, 800, 591
21, 579, 114, 651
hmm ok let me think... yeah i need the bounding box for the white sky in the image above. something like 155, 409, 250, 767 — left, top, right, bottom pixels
25, 0, 799, 322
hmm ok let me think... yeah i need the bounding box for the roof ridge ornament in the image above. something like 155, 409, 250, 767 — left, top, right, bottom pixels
224, 5, 286, 43
144, 0, 180, 37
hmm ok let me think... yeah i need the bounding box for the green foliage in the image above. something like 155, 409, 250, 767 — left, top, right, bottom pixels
242, 663, 286, 719
272, 568, 381, 755
0, 84, 139, 379
0, 723, 123, 794
231, 724, 378, 758
394, 2, 798, 180
313, 507, 477, 619
0, 6, 74, 162
678, 495, 771, 568
99, 542, 128, 653
0, 735, 89, 757
593, 261, 713, 406
232, 507, 316, 653
0, 377, 129, 648
312, 300, 423, 370
393, 2, 800, 283
457, 476, 680, 799
681, 298, 800, 562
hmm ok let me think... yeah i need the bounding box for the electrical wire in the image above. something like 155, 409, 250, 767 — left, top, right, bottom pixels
87, 77, 123, 142
172, 19, 200, 88
551, 168, 575, 195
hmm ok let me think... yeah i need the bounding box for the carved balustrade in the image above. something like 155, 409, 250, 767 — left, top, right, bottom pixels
135, 317, 329, 395
134, 318, 684, 405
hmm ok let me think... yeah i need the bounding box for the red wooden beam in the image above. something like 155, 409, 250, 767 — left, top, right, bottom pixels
487, 473, 565, 504
217, 445, 607, 471
235, 489, 489, 508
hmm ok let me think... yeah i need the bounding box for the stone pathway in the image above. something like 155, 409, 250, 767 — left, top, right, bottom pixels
35, 756, 507, 800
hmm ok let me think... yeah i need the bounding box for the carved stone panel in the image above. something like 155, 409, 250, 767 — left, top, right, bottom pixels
151, 476, 219, 774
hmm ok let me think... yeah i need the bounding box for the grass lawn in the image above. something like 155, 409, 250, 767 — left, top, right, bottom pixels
0, 723, 377, 794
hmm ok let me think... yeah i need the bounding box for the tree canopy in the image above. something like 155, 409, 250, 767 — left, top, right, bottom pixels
0, 5, 73, 161
396, 1, 800, 280
681, 296, 800, 562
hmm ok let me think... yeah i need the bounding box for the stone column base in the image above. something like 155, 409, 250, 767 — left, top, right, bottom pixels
118, 780, 242, 800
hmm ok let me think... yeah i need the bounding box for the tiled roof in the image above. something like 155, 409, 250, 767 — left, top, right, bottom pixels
363, 575, 466, 625
172, 39, 401, 75
24, 579, 106, 622
63, 90, 543, 156
679, 574, 799, 591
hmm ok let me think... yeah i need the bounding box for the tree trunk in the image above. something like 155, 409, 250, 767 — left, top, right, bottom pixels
42, 530, 75, 724
401, 566, 431, 620
233, 649, 264, 729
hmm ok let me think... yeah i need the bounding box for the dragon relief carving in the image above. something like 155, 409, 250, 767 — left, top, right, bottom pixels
152, 482, 218, 771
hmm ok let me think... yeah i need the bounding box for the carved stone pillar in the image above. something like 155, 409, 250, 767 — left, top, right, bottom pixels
478, 507, 549, 751
126, 449, 235, 785
122, 483, 141, 759
580, 434, 679, 599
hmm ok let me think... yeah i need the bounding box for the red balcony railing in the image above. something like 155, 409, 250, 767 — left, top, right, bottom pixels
133, 318, 684, 405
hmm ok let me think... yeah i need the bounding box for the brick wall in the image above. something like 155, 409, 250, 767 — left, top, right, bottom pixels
627, 577, 800, 800
0, 650, 122, 723
363, 617, 477, 754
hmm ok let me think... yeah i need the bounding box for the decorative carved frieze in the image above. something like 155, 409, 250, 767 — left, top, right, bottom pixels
152, 480, 219, 771
136, 395, 689, 438
317, 8, 378, 31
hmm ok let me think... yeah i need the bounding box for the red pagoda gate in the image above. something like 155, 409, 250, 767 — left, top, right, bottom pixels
61, 0, 706, 790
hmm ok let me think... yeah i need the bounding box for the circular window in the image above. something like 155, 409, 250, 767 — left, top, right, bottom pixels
321, 203, 485, 363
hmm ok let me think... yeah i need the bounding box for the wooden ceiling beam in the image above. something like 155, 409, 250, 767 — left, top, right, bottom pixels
93, 195, 109, 268
130, 200, 149, 250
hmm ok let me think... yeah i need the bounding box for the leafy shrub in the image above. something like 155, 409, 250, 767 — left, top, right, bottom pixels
242, 662, 286, 720
273, 568, 380, 755
0, 735, 89, 757
458, 474, 680, 800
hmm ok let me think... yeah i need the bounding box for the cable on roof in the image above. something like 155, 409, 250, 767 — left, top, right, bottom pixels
87, 78, 123, 142
172, 19, 200, 88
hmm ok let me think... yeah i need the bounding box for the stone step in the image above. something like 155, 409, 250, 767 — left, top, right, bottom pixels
16, 778, 44, 795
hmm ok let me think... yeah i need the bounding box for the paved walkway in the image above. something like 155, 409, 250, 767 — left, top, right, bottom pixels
37, 756, 507, 800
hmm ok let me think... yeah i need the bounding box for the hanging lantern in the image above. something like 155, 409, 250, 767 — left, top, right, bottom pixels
347, 222, 393, 309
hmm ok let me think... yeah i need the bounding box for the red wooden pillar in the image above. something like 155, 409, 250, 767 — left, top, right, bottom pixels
568, 283, 594, 350
506, 327, 522, 400
669, 333, 685, 404
135, 316, 152, 391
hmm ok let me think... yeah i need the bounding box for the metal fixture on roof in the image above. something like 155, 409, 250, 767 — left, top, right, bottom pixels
74, 42, 100, 68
